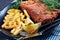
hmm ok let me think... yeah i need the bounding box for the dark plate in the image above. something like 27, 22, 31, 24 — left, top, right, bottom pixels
0, 3, 60, 40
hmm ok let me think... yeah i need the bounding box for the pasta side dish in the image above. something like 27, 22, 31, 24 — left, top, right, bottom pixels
2, 9, 41, 35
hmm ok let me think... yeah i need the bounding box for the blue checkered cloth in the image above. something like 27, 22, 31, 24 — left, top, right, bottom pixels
46, 24, 60, 40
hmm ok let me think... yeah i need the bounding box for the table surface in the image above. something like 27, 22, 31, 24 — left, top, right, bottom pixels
0, 0, 13, 11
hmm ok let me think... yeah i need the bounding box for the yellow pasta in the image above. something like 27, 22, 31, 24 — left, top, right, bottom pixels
2, 9, 33, 35
2, 9, 40, 36
13, 29, 22, 35
23, 10, 30, 18
11, 29, 16, 33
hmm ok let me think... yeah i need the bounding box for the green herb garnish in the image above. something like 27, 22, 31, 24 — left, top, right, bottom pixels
10, 0, 21, 9
40, 0, 60, 11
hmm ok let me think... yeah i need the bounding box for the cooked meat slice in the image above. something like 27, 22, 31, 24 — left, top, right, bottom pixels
20, 1, 58, 24
27, 0, 39, 2
53, 9, 60, 16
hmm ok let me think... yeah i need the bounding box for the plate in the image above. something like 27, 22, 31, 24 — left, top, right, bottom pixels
0, 2, 60, 40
